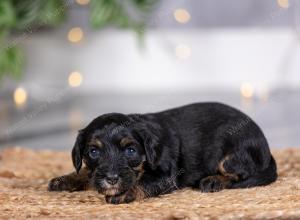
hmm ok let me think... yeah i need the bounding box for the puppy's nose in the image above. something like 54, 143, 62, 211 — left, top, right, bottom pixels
105, 173, 119, 185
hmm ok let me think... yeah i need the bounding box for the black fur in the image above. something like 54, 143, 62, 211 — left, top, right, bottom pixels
48, 102, 277, 204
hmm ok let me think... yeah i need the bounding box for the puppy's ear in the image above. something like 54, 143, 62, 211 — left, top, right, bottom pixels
134, 120, 162, 170
72, 130, 84, 173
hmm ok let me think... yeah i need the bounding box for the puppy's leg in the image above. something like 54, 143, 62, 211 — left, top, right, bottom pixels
48, 168, 90, 192
199, 155, 241, 192
223, 154, 277, 189
199, 175, 233, 192
199, 153, 277, 192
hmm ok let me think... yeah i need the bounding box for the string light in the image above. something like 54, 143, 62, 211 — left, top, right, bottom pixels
277, 0, 289, 8
174, 8, 191, 24
175, 44, 191, 59
240, 83, 254, 98
68, 71, 83, 87
76, 0, 90, 5
14, 87, 27, 107
68, 27, 83, 43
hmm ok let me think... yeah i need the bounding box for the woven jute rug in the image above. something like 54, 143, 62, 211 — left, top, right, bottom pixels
0, 147, 299, 219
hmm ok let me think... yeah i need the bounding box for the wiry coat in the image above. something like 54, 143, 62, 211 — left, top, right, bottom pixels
49, 103, 277, 204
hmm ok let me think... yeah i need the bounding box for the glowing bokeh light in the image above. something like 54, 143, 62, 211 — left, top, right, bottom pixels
240, 83, 254, 98
14, 87, 27, 107
68, 71, 83, 87
174, 9, 191, 23
68, 27, 83, 43
277, 0, 289, 8
76, 0, 90, 5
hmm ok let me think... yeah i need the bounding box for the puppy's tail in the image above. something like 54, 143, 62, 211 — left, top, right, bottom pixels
230, 156, 277, 189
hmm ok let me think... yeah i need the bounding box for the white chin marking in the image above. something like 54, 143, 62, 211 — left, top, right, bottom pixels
98, 180, 121, 196
104, 188, 119, 196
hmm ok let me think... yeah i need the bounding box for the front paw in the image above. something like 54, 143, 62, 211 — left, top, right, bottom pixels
48, 176, 72, 192
105, 187, 145, 204
105, 191, 136, 204
199, 175, 229, 193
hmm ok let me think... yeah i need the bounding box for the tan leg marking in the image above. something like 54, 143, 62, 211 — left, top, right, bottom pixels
218, 155, 239, 181
200, 175, 232, 192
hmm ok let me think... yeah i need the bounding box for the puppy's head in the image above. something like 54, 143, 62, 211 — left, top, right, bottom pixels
71, 113, 161, 196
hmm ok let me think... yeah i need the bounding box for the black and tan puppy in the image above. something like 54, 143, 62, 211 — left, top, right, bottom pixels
48, 103, 277, 204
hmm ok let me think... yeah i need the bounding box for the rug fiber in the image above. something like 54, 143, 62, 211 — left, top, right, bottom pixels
0, 148, 299, 219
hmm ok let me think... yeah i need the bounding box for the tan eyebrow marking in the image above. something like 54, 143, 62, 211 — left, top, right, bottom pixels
120, 137, 134, 147
88, 139, 103, 148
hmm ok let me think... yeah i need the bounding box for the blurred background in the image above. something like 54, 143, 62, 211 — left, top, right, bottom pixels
0, 0, 299, 150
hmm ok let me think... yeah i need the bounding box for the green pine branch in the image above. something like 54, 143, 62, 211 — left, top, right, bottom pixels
0, 0, 66, 82
0, 0, 158, 82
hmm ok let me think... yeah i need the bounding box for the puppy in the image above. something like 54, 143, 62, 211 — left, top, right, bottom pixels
48, 102, 277, 204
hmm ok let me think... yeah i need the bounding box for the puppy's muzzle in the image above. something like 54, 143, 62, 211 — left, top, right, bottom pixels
105, 173, 120, 186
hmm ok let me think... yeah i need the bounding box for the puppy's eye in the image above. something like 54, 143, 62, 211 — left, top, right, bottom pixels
88, 148, 100, 159
125, 147, 137, 157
